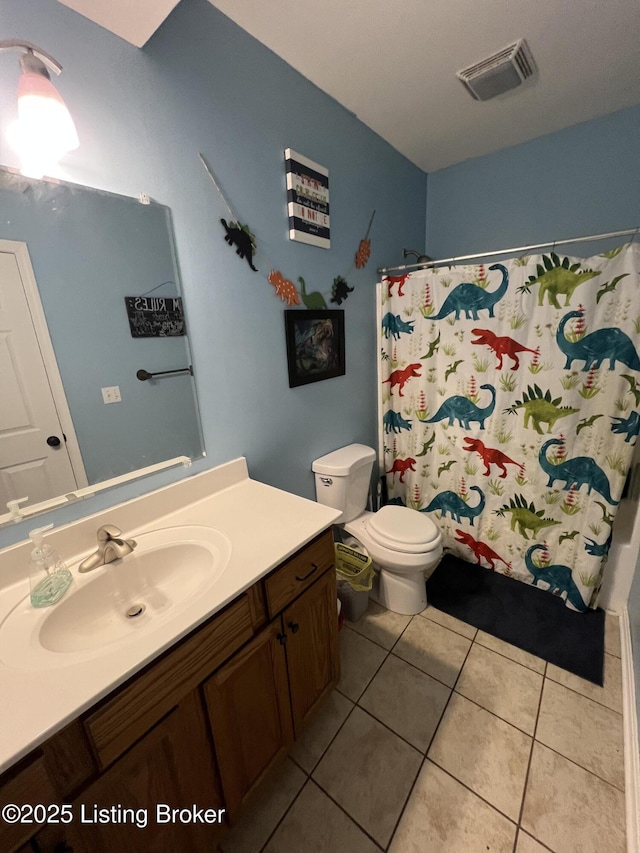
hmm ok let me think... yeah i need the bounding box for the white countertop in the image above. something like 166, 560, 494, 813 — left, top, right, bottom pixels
0, 459, 340, 774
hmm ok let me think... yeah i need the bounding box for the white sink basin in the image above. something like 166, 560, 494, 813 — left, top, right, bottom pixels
0, 525, 231, 668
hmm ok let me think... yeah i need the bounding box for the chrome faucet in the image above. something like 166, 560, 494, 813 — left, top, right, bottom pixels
78, 524, 137, 573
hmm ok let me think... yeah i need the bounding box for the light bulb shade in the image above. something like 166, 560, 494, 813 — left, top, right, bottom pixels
7, 70, 79, 177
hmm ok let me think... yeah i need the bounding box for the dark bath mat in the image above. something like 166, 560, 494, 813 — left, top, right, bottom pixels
426, 555, 605, 685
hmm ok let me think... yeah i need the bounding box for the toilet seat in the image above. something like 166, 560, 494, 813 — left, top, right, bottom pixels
365, 505, 440, 555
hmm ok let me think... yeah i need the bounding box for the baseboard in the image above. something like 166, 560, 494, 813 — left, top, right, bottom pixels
620, 606, 640, 853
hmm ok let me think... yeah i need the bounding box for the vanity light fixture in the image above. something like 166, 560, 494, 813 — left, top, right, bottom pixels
0, 39, 79, 179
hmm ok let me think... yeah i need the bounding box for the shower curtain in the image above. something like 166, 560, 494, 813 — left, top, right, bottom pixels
379, 242, 640, 611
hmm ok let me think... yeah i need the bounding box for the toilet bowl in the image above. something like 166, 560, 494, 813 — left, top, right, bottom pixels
312, 444, 443, 615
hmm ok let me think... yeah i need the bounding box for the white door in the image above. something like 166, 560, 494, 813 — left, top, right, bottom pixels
0, 244, 82, 506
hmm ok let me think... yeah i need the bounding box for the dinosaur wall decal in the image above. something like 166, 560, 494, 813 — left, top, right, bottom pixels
538, 439, 619, 505
430, 263, 509, 321
330, 276, 354, 305
426, 384, 496, 430
220, 219, 258, 271
556, 310, 640, 372
422, 486, 485, 526
524, 544, 587, 612
298, 276, 328, 309
268, 270, 301, 306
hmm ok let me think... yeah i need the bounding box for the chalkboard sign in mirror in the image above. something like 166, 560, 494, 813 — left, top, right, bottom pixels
0, 166, 205, 528
124, 296, 185, 337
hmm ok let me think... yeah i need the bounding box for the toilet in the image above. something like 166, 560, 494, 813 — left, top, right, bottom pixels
312, 444, 443, 615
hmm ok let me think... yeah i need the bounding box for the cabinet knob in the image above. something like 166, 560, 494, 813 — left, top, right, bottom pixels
46, 435, 62, 447
277, 632, 288, 645
295, 563, 319, 582
288, 621, 299, 634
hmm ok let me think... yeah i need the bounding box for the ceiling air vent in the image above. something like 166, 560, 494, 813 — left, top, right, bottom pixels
457, 39, 536, 101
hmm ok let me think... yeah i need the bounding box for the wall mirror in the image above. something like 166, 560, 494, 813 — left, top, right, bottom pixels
0, 167, 205, 528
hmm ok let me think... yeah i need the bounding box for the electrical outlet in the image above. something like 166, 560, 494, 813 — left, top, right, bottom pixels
101, 386, 122, 404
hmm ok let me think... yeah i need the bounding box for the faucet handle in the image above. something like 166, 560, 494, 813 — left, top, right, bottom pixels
97, 524, 122, 541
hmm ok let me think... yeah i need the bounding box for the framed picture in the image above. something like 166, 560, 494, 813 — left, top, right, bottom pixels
285, 310, 345, 387
284, 149, 330, 249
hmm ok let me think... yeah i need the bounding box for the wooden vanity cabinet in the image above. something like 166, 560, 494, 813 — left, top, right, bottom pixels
283, 567, 339, 733
204, 530, 339, 821
1, 528, 339, 853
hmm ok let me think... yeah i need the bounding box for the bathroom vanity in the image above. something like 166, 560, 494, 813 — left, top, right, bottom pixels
0, 460, 341, 851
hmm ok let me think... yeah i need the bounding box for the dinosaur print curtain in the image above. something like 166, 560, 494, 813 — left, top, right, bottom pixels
379, 242, 640, 611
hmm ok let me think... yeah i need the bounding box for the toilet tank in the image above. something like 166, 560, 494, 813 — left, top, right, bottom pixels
312, 444, 376, 523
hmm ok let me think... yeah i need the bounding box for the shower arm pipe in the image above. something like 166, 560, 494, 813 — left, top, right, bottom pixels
377, 226, 639, 275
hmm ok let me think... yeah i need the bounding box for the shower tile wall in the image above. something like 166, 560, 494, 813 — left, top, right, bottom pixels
219, 604, 625, 853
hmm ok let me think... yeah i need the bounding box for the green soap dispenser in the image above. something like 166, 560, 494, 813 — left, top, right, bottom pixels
29, 524, 73, 608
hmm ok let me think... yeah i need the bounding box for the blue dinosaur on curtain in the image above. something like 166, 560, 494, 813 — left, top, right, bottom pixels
379, 243, 640, 611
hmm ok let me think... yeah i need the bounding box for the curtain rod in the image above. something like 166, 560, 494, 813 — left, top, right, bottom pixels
377, 227, 639, 275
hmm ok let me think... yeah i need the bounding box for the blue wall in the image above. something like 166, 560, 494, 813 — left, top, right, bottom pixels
424, 103, 640, 730
0, 0, 426, 546
425, 105, 640, 259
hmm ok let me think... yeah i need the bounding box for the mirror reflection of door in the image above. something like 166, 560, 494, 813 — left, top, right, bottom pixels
0, 241, 87, 508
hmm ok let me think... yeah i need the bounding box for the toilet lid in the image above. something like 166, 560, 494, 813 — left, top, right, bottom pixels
366, 505, 441, 554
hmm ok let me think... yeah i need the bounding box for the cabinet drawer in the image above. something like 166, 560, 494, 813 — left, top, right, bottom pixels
0, 754, 56, 852
85, 594, 254, 769
264, 529, 334, 617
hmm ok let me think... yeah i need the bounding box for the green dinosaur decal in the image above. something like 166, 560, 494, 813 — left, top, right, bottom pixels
494, 494, 561, 540
504, 385, 578, 434
298, 276, 328, 310
517, 253, 600, 307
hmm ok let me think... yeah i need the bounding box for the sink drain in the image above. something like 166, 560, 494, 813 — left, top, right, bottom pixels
126, 604, 146, 619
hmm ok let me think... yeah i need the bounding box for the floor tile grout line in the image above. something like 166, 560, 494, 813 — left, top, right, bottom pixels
344, 617, 412, 653
305, 774, 387, 851
383, 627, 477, 850
513, 654, 547, 851
257, 773, 311, 853
513, 828, 556, 853
531, 735, 626, 794
388, 648, 462, 692
428, 756, 521, 827
542, 669, 625, 717
418, 608, 478, 641
288, 696, 358, 777
352, 700, 430, 757
543, 670, 623, 715
472, 635, 547, 675
450, 686, 539, 739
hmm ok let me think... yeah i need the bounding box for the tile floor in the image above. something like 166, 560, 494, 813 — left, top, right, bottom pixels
219, 601, 626, 853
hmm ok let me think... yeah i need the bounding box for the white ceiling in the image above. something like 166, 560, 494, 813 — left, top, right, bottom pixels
57, 0, 640, 172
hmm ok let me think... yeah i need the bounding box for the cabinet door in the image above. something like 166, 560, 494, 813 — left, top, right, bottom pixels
203, 620, 293, 822
67, 691, 223, 853
284, 568, 340, 734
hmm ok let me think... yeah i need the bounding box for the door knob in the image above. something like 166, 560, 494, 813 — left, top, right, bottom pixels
46, 435, 62, 447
